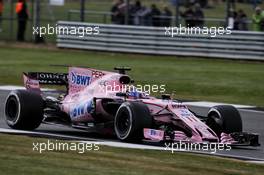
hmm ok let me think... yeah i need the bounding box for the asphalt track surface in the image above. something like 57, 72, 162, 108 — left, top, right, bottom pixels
0, 90, 263, 161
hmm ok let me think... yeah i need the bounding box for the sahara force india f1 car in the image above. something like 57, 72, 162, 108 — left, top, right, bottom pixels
4, 67, 260, 146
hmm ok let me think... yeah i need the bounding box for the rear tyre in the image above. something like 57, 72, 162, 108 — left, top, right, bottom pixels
206, 105, 242, 137
114, 101, 153, 142
5, 90, 44, 130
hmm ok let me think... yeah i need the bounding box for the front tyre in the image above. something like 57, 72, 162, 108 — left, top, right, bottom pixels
5, 90, 44, 130
114, 101, 153, 142
206, 105, 242, 137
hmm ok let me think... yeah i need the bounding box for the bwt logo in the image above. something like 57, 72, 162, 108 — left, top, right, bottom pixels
71, 100, 93, 118
71, 72, 91, 85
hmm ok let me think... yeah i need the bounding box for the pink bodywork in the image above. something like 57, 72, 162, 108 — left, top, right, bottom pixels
24, 67, 220, 143
142, 100, 219, 143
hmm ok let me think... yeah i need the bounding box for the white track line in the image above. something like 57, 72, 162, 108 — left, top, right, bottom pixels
246, 161, 264, 164
0, 128, 99, 141
182, 101, 255, 109
0, 128, 264, 163
0, 85, 55, 91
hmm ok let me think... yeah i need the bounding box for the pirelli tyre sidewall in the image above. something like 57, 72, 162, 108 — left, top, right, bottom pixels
114, 101, 153, 142
207, 105, 242, 137
5, 90, 44, 130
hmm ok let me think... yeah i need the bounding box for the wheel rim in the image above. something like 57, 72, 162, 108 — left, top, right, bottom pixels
116, 108, 131, 138
207, 113, 223, 137
5, 96, 19, 122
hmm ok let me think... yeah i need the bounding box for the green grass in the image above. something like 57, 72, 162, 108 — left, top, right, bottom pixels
0, 133, 263, 175
0, 44, 264, 106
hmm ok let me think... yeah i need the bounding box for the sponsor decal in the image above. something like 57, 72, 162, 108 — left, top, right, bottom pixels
179, 109, 192, 117
38, 73, 66, 80
23, 74, 40, 93
171, 104, 193, 119
68, 67, 109, 94
70, 100, 93, 118
171, 104, 186, 108
27, 72, 68, 85
71, 72, 91, 86
128, 90, 140, 98
144, 128, 164, 141
92, 70, 105, 79
69, 67, 92, 94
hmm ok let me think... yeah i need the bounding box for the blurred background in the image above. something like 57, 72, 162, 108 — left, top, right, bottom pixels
0, 0, 263, 43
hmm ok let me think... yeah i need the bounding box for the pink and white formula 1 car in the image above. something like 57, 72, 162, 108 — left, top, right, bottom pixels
4, 67, 260, 146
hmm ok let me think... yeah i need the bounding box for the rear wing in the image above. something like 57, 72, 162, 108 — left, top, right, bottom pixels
26, 72, 68, 85
23, 72, 68, 93
23, 66, 125, 93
